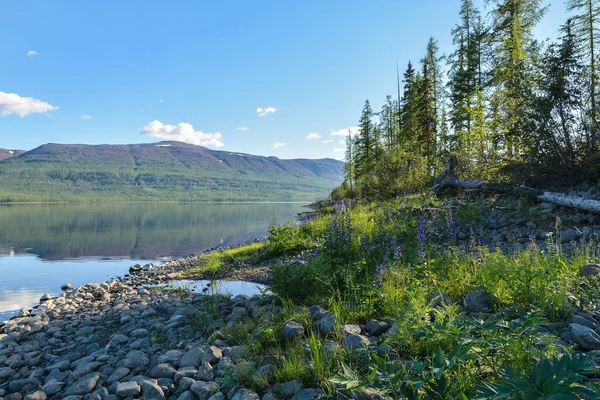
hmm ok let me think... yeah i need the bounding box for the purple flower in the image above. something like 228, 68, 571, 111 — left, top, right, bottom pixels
202, 287, 208, 293
394, 245, 402, 260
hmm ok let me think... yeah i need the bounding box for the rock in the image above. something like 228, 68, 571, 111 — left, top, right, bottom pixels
190, 381, 220, 400
109, 333, 129, 347
8, 378, 40, 394
427, 292, 451, 309
124, 350, 149, 369
140, 380, 165, 400
129, 264, 143, 274
24, 391, 46, 400
39, 293, 52, 302
202, 346, 222, 365
342, 334, 370, 350
180, 348, 204, 368
207, 393, 224, 400
570, 323, 600, 350
64, 372, 101, 395
231, 388, 260, 400
464, 291, 495, 313
580, 263, 600, 277
318, 313, 337, 335
570, 315, 595, 330
282, 321, 304, 340
342, 324, 361, 336
116, 382, 140, 397
42, 381, 64, 396
196, 362, 214, 381
61, 283, 73, 291
150, 363, 176, 379
273, 379, 303, 398
0, 366, 16, 380
107, 367, 130, 384
291, 389, 326, 400
177, 391, 197, 400
308, 305, 327, 320
365, 320, 390, 336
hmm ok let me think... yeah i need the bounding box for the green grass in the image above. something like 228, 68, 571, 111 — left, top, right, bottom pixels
185, 242, 265, 276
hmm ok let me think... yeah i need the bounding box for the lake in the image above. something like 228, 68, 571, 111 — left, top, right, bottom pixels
0, 202, 307, 320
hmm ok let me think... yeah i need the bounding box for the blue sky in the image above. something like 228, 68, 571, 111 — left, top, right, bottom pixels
0, 0, 569, 160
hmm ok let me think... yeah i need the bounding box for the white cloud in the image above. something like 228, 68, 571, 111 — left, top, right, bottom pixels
81, 115, 93, 120
305, 133, 322, 140
339, 140, 346, 145
331, 126, 360, 137
333, 147, 345, 153
141, 120, 224, 148
0, 91, 58, 117
160, 99, 164, 103
237, 127, 249, 131
322, 139, 333, 144
272, 142, 287, 149
27, 50, 38, 57
257, 106, 277, 117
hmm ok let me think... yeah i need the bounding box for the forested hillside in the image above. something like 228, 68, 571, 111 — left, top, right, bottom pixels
0, 141, 343, 202
340, 0, 600, 199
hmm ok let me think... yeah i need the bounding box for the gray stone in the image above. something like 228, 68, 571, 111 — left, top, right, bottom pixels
273, 379, 303, 398
116, 381, 140, 397
64, 372, 101, 395
196, 362, 214, 381
464, 291, 495, 313
150, 363, 176, 379
24, 391, 46, 400
202, 346, 222, 365
207, 393, 224, 400
177, 391, 198, 400
8, 378, 40, 394
109, 334, 129, 347
190, 380, 220, 400
42, 381, 64, 396
580, 263, 600, 277
0, 367, 15, 380
318, 313, 337, 335
308, 305, 327, 320
140, 380, 165, 399
107, 367, 130, 384
180, 348, 204, 368
231, 388, 260, 400
570, 315, 595, 330
291, 389, 326, 400
254, 364, 274, 380
342, 334, 369, 350
365, 320, 390, 336
130, 328, 149, 338
124, 350, 149, 369
61, 283, 73, 291
342, 324, 361, 336
39, 293, 52, 302
427, 292, 451, 309
282, 321, 304, 340
570, 323, 600, 350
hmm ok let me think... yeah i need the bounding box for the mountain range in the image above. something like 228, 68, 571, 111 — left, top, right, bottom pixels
0, 141, 344, 202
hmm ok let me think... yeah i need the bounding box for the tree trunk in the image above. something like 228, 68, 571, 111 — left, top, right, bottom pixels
433, 157, 600, 214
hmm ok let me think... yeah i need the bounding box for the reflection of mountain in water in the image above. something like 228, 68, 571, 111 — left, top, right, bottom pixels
0, 203, 305, 260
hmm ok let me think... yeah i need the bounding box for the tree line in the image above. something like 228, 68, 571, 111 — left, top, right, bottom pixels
340, 0, 600, 199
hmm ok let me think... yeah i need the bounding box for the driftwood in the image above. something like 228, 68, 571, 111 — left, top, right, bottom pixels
433, 157, 600, 215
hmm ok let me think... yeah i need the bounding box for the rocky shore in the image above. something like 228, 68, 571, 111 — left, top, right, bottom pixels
3, 193, 600, 399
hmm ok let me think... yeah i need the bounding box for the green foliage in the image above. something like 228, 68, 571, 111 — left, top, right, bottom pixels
476, 353, 600, 399
264, 223, 313, 258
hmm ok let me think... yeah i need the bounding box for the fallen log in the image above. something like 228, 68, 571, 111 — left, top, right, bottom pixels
433, 157, 600, 215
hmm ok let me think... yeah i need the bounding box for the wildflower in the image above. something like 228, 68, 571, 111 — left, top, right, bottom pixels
394, 245, 402, 260
206, 283, 211, 287
202, 287, 208, 293
417, 217, 429, 261
419, 315, 427, 322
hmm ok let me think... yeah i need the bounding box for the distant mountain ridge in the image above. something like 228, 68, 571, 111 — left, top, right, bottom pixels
0, 141, 344, 202
0, 148, 25, 161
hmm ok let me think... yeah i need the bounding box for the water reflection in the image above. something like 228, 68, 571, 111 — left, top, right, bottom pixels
0, 288, 42, 321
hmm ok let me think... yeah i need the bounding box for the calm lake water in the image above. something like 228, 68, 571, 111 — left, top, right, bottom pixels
0, 202, 306, 320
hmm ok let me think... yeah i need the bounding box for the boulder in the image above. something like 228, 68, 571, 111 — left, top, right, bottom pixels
282, 321, 304, 340
365, 320, 390, 336
570, 323, 600, 350
318, 313, 337, 335
580, 263, 600, 277
116, 382, 140, 397
231, 388, 260, 400
273, 379, 303, 398
464, 291, 495, 313
342, 334, 369, 350
190, 381, 220, 400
